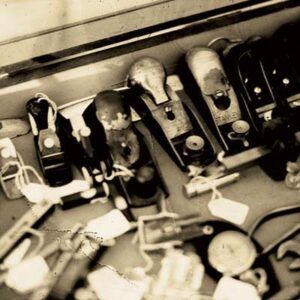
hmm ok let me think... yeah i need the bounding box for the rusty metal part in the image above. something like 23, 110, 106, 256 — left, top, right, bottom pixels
186, 47, 242, 126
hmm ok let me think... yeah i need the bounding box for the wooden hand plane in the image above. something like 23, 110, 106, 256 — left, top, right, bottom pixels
127, 56, 216, 171
26, 94, 73, 186
185, 47, 259, 155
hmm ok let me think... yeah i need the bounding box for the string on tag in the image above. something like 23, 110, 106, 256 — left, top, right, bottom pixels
189, 174, 223, 202
191, 172, 249, 225
0, 152, 45, 194
104, 164, 135, 181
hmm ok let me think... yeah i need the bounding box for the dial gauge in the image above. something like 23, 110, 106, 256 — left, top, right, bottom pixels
208, 230, 257, 276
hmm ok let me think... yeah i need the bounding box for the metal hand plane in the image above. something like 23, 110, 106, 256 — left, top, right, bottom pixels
93, 90, 169, 209
222, 36, 300, 130
26, 94, 73, 186
222, 38, 300, 179
185, 47, 259, 155
127, 56, 216, 170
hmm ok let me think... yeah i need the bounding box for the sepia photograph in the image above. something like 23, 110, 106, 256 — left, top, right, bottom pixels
0, 0, 299, 299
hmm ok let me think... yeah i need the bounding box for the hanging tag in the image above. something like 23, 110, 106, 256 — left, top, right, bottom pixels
213, 276, 260, 300
88, 266, 147, 300
21, 183, 46, 203
5, 256, 49, 294
84, 209, 131, 241
208, 197, 249, 225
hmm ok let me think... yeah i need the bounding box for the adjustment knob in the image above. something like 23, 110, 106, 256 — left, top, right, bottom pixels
185, 135, 205, 153
231, 120, 250, 134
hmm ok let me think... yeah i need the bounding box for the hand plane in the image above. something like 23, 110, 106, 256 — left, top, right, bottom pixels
272, 21, 300, 107
127, 56, 216, 170
185, 47, 259, 155
222, 39, 299, 179
57, 100, 126, 210
93, 90, 169, 209
222, 37, 297, 130
26, 93, 73, 186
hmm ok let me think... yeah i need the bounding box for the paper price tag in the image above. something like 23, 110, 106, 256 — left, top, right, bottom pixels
5, 256, 49, 294
208, 197, 249, 225
213, 276, 260, 300
84, 209, 131, 241
88, 266, 147, 300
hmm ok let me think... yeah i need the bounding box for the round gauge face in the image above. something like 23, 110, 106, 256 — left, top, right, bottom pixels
208, 230, 257, 276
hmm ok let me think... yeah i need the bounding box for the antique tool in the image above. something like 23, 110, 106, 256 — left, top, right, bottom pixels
247, 204, 300, 270
191, 220, 281, 299
271, 23, 300, 111
217, 147, 270, 171
93, 90, 169, 209
0, 137, 25, 199
0, 118, 30, 139
140, 214, 213, 248
26, 93, 73, 186
185, 47, 258, 154
207, 231, 257, 276
127, 56, 216, 170
222, 38, 300, 180
133, 199, 281, 297
222, 39, 280, 130
131, 198, 213, 272
58, 99, 132, 214
58, 104, 105, 185
60, 185, 108, 209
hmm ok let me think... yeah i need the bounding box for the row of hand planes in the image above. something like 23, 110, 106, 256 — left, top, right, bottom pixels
183, 34, 300, 181
2, 23, 300, 212
25, 90, 168, 216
